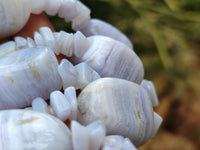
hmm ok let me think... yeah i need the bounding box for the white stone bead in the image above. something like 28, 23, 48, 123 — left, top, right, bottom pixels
102, 135, 124, 150
71, 120, 90, 150
0, 45, 62, 110
53, 32, 60, 39
73, 31, 89, 58
79, 19, 133, 49
53, 32, 61, 55
14, 36, 28, 50
87, 120, 106, 150
50, 90, 72, 121
102, 135, 137, 150
34, 32, 45, 46
75, 62, 101, 89
77, 78, 155, 147
44, 0, 62, 16
0, 0, 31, 39
0, 109, 73, 150
92, 70, 101, 81
31, 0, 47, 14
0, 41, 16, 57
151, 112, 163, 138
58, 0, 78, 21
72, 36, 144, 83
47, 105, 55, 116
64, 87, 77, 120
27, 37, 36, 48
39, 27, 55, 50
54, 31, 74, 56
72, 15, 90, 31
32, 97, 48, 113
58, 59, 77, 90
122, 138, 137, 150
141, 79, 159, 107
72, 1, 91, 30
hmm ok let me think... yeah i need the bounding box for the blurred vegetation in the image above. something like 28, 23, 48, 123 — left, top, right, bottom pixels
49, 0, 200, 149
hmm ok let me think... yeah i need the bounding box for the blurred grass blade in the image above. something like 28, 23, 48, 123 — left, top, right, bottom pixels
164, 0, 180, 11
146, 21, 173, 69
124, 0, 173, 69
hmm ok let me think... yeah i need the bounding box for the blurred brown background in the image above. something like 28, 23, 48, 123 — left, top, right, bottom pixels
49, 0, 200, 149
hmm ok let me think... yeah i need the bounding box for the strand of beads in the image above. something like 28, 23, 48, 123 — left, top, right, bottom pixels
1, 26, 144, 84
0, 0, 133, 48
30, 0, 133, 48
0, 46, 101, 109
0, 109, 138, 150
24, 77, 162, 147
0, 0, 163, 149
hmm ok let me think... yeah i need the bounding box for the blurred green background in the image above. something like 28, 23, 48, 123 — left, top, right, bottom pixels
49, 0, 200, 149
